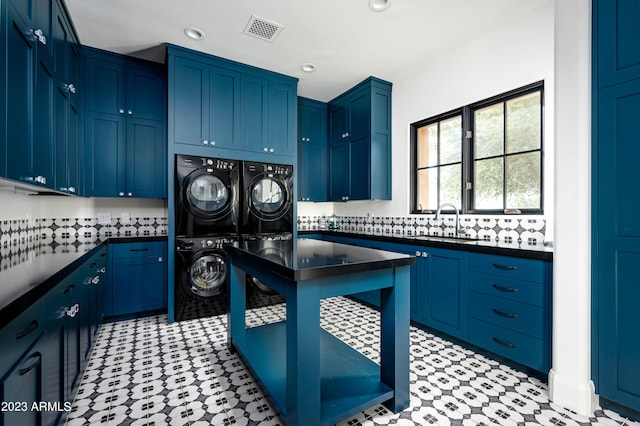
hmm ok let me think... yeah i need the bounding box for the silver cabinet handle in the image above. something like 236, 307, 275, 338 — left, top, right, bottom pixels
210, 140, 216, 146
158, 257, 163, 263
422, 252, 428, 258
127, 110, 132, 115
203, 140, 209, 145
269, 148, 274, 153
118, 192, 125, 196
128, 192, 132, 197
66, 304, 80, 318
119, 109, 125, 114
263, 147, 268, 152
68, 187, 76, 193
33, 29, 47, 44
67, 83, 76, 94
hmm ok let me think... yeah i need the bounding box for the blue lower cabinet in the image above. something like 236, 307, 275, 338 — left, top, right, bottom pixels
108, 241, 168, 317
0, 339, 43, 426
419, 248, 469, 340
468, 319, 549, 373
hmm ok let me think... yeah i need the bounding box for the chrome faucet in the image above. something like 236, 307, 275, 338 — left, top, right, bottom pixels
435, 203, 464, 237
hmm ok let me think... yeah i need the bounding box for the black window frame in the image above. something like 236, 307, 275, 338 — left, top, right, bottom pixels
410, 81, 544, 215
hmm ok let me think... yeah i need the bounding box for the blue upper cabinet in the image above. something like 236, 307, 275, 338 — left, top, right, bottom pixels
328, 77, 392, 201
596, 0, 640, 88
3, 0, 78, 192
168, 44, 298, 160
5, 0, 37, 185
298, 97, 328, 202
82, 47, 167, 198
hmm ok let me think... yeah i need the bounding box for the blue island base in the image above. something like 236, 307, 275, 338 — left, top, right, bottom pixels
232, 320, 395, 426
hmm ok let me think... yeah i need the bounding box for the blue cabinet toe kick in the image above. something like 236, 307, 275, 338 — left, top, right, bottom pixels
231, 321, 395, 426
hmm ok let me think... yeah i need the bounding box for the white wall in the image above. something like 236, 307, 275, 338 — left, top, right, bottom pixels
0, 190, 167, 222
300, 0, 555, 234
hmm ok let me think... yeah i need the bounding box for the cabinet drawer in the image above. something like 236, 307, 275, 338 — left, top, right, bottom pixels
469, 319, 549, 372
469, 291, 549, 340
469, 253, 548, 283
0, 301, 45, 378
111, 241, 165, 258
469, 273, 548, 307
46, 274, 82, 321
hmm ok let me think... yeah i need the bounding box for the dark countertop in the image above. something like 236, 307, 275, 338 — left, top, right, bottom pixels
298, 230, 553, 261
0, 236, 167, 326
226, 238, 415, 281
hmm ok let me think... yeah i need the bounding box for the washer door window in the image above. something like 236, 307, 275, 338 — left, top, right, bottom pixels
185, 172, 232, 220
249, 177, 288, 220
188, 253, 227, 297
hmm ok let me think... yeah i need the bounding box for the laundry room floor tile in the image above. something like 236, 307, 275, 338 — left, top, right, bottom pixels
66, 298, 639, 426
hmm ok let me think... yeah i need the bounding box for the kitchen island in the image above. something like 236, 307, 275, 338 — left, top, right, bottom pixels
225, 238, 415, 426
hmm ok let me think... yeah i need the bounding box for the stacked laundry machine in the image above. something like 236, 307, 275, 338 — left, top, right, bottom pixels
173, 154, 293, 322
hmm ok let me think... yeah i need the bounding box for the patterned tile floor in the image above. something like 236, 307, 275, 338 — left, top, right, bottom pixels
66, 297, 639, 426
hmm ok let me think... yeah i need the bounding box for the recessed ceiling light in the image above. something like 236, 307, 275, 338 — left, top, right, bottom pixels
184, 27, 205, 40
300, 63, 316, 73
369, 0, 390, 12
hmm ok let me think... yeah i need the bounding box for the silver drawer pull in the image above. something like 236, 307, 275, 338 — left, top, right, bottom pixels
492, 284, 517, 292
66, 304, 80, 318
492, 308, 518, 319
492, 337, 516, 348
492, 263, 517, 271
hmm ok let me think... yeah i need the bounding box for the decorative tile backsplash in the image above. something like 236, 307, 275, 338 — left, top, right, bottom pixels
0, 217, 168, 252
297, 215, 548, 244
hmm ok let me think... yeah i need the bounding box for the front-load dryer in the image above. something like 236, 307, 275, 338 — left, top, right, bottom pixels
174, 236, 235, 322
241, 161, 293, 236
175, 154, 240, 237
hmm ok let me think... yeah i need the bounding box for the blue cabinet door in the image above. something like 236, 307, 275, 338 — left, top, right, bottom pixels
0, 344, 42, 426
127, 65, 164, 121
420, 247, 469, 340
33, 49, 55, 188
109, 242, 168, 317
596, 78, 640, 410
596, 0, 640, 88
41, 321, 65, 426
240, 73, 268, 152
298, 98, 328, 201
83, 111, 126, 196
209, 65, 241, 150
329, 142, 349, 201
329, 99, 348, 144
349, 135, 371, 200
299, 142, 327, 201
83, 56, 126, 115
268, 81, 296, 156
172, 57, 210, 147
5, 2, 35, 184
126, 117, 166, 198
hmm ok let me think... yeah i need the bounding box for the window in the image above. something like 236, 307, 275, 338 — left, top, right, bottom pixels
411, 82, 543, 214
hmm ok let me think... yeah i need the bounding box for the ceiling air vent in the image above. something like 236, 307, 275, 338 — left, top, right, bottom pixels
243, 15, 283, 42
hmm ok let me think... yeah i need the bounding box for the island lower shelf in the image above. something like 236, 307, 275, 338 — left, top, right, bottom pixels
233, 320, 394, 426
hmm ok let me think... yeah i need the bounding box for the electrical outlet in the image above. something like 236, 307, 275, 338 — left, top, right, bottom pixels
98, 213, 111, 225
121, 212, 130, 225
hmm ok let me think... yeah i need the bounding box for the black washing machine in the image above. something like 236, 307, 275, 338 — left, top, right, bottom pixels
175, 154, 240, 237
241, 161, 293, 236
174, 236, 235, 322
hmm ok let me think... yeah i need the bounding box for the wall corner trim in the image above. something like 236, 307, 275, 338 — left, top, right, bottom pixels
549, 368, 599, 417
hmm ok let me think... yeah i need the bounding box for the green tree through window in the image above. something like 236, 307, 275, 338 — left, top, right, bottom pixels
411, 82, 543, 214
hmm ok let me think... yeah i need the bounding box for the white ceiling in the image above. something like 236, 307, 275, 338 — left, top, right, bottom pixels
65, 0, 550, 102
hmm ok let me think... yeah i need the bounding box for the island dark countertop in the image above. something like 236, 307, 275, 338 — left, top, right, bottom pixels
226, 238, 416, 282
